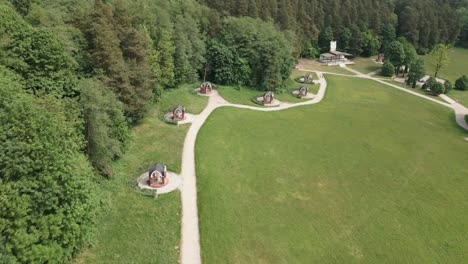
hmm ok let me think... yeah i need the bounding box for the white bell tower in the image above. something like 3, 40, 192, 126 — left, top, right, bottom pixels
330, 41, 337, 52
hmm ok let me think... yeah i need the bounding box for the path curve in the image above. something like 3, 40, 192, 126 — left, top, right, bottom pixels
179, 67, 468, 264
298, 66, 468, 130
179, 73, 327, 264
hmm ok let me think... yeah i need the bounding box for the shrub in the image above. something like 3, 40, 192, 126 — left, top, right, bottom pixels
455, 75, 468, 90
431, 82, 445, 95
443, 80, 452, 94
381, 61, 395, 77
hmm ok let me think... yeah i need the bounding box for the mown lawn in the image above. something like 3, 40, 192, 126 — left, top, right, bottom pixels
349, 56, 381, 74
297, 58, 356, 75
422, 47, 468, 83
217, 70, 320, 105
447, 89, 468, 107
74, 84, 208, 264
381, 80, 445, 103
196, 75, 467, 263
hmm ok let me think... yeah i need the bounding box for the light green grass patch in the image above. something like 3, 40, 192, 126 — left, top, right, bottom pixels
447, 89, 468, 107
297, 58, 356, 75
160, 83, 209, 114
218, 70, 320, 105
349, 56, 381, 74
381, 80, 445, 103
291, 69, 318, 80
216, 85, 266, 106
421, 47, 468, 83
197, 75, 467, 263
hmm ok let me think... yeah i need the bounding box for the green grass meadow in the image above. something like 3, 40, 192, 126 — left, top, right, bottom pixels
196, 75, 468, 263
349, 56, 381, 74
382, 80, 446, 103
74, 85, 208, 263
297, 58, 357, 75
447, 89, 468, 107
217, 70, 320, 106
422, 47, 468, 83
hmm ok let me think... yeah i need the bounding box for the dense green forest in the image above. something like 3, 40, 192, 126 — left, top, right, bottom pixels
200, 0, 468, 54
1, 0, 467, 262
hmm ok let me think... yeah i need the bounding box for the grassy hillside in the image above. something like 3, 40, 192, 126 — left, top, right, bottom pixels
196, 75, 467, 263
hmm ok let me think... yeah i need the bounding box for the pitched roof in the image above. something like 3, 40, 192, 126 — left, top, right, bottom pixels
149, 163, 166, 175
329, 51, 351, 56
172, 104, 185, 112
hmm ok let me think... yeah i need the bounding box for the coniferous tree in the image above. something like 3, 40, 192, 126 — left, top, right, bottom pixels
80, 79, 129, 176
318, 26, 333, 53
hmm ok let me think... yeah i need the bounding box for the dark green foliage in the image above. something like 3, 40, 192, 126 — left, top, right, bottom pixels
396, 1, 461, 51
206, 17, 293, 91
381, 23, 396, 52
348, 25, 363, 55
318, 26, 333, 53
198, 0, 464, 55
381, 60, 395, 77
455, 75, 468, 90
154, 30, 175, 89
0, 4, 78, 97
173, 15, 206, 84
407, 58, 425, 88
81, 0, 153, 121
444, 80, 452, 94
206, 39, 251, 85
399, 38, 417, 77
5, 28, 78, 97
430, 82, 445, 95
79, 79, 129, 175
1, 0, 467, 262
8, 0, 30, 16
423, 77, 445, 95
301, 41, 320, 59
386, 41, 405, 75
338, 27, 352, 52
0, 67, 98, 263
361, 30, 380, 57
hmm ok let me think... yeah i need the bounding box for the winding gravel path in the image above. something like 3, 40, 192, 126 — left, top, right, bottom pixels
179, 68, 468, 264
299, 65, 468, 129
179, 73, 327, 264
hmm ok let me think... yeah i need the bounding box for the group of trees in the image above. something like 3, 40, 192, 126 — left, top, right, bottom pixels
199, 0, 467, 57
0, 0, 293, 262
0, 66, 98, 263
2, 0, 468, 262
206, 17, 294, 91
381, 37, 424, 86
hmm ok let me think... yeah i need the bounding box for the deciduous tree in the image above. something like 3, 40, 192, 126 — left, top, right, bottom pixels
407, 58, 425, 88
386, 41, 405, 76
430, 44, 450, 78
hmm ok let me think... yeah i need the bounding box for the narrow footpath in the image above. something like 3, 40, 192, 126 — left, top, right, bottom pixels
298, 65, 468, 129
179, 73, 327, 264
179, 68, 468, 264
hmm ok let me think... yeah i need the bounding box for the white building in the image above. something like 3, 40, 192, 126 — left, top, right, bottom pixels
319, 41, 353, 65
